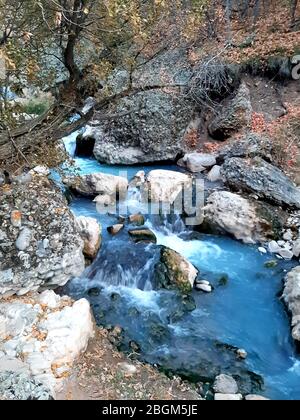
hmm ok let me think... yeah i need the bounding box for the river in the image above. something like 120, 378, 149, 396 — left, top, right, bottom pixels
59, 129, 300, 400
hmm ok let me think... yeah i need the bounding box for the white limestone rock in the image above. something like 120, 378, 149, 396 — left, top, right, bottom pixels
283, 267, 300, 343
75, 216, 102, 259
182, 153, 216, 173
203, 191, 284, 244
63, 172, 128, 198
207, 165, 222, 182
214, 393, 243, 400
0, 292, 94, 395
145, 170, 193, 205
213, 374, 239, 394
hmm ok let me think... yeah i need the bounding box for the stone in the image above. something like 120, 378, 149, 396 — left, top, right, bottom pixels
63, 172, 128, 198
93, 194, 114, 208
129, 171, 145, 188
118, 362, 137, 375
216, 133, 273, 162
107, 224, 124, 236
195, 282, 212, 293
128, 214, 145, 226
92, 50, 195, 164
213, 374, 239, 394
144, 170, 193, 205
292, 239, 300, 257
75, 216, 102, 259
283, 267, 300, 342
0, 371, 53, 400
278, 248, 293, 260
0, 357, 29, 374
15, 227, 32, 251
245, 394, 269, 401
11, 210, 22, 228
236, 349, 248, 359
208, 82, 252, 140
221, 157, 300, 209
283, 229, 293, 241
154, 246, 198, 294
258, 247, 267, 254
214, 393, 243, 401
203, 191, 286, 244
0, 176, 85, 296
0, 293, 94, 395
37, 290, 61, 309
128, 228, 157, 244
268, 241, 282, 254
182, 153, 216, 173
30, 166, 50, 177
207, 165, 222, 182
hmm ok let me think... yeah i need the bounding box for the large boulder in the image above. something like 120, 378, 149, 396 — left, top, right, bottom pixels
208, 82, 252, 140
0, 174, 85, 297
143, 170, 193, 205
63, 172, 128, 198
283, 267, 300, 343
221, 157, 300, 209
216, 133, 273, 163
154, 246, 198, 294
75, 216, 102, 259
203, 191, 286, 244
0, 291, 94, 395
91, 50, 196, 164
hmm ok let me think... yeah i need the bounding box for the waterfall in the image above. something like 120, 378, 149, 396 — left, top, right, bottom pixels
62, 130, 81, 157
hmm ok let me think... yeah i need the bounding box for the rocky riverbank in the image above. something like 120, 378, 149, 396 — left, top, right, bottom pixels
1, 54, 300, 400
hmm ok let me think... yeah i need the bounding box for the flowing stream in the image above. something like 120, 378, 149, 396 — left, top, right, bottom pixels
60, 131, 300, 400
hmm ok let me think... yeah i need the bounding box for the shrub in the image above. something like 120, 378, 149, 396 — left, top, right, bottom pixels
187, 57, 240, 110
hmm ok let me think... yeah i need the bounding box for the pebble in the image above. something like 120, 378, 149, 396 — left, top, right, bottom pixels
214, 393, 242, 401
258, 247, 267, 254
107, 224, 124, 235
11, 210, 22, 228
15, 228, 32, 251
118, 363, 137, 375
236, 348, 248, 359
195, 282, 212, 293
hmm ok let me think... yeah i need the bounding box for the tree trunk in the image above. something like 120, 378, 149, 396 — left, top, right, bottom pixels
63, 34, 81, 84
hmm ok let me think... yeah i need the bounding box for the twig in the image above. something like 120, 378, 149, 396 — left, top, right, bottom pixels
6, 126, 30, 166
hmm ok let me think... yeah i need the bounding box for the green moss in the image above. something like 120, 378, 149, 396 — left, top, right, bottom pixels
154, 247, 194, 294
264, 260, 278, 269
218, 274, 229, 286
255, 202, 285, 240
22, 99, 50, 115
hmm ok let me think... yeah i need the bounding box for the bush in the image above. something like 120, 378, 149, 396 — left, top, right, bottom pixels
187, 57, 240, 110
22, 99, 51, 115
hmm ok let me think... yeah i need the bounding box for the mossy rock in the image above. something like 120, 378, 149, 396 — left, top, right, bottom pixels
153, 246, 198, 294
